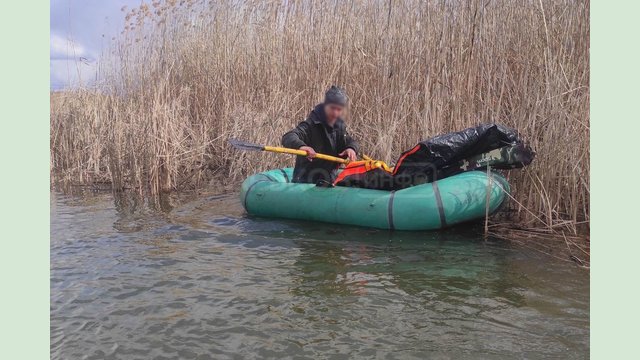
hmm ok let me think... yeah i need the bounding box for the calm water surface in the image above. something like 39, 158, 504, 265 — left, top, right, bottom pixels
51, 191, 589, 359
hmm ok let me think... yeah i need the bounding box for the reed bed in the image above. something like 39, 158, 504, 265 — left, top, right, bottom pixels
50, 0, 589, 236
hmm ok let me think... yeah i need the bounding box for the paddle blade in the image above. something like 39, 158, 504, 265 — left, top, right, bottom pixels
228, 138, 265, 152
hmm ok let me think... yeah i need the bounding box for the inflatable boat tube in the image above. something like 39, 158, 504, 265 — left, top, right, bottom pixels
240, 168, 509, 230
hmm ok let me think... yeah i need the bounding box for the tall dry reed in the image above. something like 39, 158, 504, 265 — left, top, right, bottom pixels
50, 0, 590, 234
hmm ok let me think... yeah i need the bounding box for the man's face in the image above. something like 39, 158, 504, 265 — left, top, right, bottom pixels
324, 103, 345, 125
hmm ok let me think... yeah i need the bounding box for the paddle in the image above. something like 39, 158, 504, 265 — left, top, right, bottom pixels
229, 139, 350, 164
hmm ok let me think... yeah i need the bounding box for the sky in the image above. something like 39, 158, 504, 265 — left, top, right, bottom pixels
50, 0, 139, 89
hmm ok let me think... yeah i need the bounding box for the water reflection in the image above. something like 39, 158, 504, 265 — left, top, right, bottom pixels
112, 192, 175, 233
287, 230, 526, 306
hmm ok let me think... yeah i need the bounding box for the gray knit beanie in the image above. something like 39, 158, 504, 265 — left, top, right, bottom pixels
324, 85, 348, 106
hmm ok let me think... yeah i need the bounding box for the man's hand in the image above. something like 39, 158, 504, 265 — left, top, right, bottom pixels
339, 148, 357, 162
299, 146, 317, 161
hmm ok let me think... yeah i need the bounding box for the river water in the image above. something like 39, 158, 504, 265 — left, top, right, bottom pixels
51, 191, 589, 359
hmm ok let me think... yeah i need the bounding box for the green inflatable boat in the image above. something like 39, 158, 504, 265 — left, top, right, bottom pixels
240, 168, 510, 230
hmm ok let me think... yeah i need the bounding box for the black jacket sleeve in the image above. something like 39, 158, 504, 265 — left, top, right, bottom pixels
282, 121, 311, 149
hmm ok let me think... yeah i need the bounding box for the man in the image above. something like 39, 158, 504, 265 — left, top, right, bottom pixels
282, 86, 359, 183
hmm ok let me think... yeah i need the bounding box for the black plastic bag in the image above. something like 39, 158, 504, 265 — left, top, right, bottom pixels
334, 123, 534, 190
392, 123, 534, 188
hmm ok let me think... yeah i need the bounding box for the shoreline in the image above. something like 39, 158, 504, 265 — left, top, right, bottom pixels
50, 176, 590, 267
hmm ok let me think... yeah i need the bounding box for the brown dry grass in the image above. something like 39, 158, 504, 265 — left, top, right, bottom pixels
50, 0, 589, 235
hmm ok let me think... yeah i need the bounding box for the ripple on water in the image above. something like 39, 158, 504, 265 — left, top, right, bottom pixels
50, 191, 589, 359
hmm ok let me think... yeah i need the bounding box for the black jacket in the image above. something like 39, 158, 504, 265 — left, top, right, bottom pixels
282, 104, 358, 183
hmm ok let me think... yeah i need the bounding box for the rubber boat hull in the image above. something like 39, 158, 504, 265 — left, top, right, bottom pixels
240, 168, 510, 230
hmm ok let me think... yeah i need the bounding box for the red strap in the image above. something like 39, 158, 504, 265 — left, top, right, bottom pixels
392, 144, 422, 175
